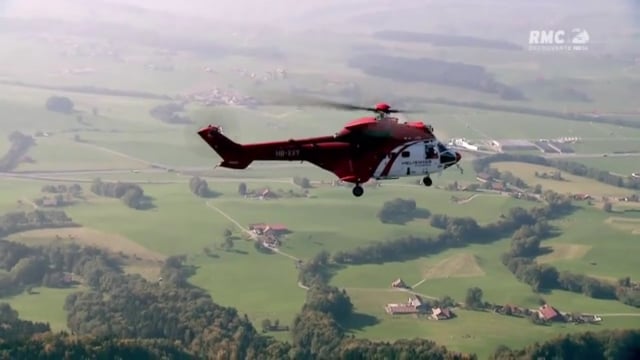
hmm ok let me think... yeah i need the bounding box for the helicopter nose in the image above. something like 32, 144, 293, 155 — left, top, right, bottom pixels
455, 152, 462, 162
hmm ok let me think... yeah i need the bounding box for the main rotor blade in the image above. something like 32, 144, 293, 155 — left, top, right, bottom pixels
259, 92, 424, 113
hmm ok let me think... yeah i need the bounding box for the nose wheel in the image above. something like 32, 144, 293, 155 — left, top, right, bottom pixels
422, 176, 432, 187
352, 184, 364, 197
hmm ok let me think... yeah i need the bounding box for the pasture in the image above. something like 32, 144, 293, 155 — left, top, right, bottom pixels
3, 287, 78, 331
8, 227, 166, 281
604, 216, 640, 235
491, 161, 633, 197
538, 208, 640, 280
345, 292, 640, 360
572, 156, 640, 176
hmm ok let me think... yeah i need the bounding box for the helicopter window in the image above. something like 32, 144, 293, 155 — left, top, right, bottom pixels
401, 151, 410, 158
425, 145, 438, 159
437, 142, 448, 153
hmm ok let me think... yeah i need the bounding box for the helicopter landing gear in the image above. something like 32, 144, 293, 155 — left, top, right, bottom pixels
352, 184, 364, 197
422, 176, 433, 187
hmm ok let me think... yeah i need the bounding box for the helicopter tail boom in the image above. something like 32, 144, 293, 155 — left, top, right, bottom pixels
198, 125, 252, 169
198, 125, 341, 168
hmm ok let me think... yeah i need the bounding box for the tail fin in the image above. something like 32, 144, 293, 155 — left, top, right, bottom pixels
197, 125, 252, 169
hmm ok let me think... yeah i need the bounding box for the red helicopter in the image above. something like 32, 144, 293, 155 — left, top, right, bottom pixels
198, 101, 462, 197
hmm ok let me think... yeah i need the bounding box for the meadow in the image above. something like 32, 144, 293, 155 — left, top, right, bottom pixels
1, 18, 639, 359
572, 156, 640, 175
491, 161, 634, 197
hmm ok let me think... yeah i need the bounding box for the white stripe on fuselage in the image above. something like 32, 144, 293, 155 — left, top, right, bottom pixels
373, 140, 443, 179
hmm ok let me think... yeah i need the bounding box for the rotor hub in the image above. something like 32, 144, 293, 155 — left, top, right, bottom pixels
374, 103, 391, 113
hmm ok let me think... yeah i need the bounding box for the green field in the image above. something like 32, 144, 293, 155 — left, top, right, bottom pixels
572, 157, 640, 175
3, 287, 79, 331
1, 11, 639, 359
491, 161, 634, 197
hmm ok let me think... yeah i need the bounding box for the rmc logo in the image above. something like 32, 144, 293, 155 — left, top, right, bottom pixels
528, 29, 590, 51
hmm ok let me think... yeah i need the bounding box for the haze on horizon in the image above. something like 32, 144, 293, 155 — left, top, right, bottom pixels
1, 0, 638, 44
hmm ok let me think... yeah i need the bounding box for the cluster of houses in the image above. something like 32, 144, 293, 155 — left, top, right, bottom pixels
492, 303, 602, 324
317, 179, 381, 188
248, 223, 289, 248
384, 295, 455, 320
233, 67, 288, 81
385, 278, 602, 326
180, 87, 260, 107
243, 188, 308, 200
385, 279, 454, 320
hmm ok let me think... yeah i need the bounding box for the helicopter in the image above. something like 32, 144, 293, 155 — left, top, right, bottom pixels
197, 101, 462, 197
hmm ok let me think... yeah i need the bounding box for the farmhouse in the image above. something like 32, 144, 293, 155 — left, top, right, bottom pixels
249, 223, 289, 236
476, 172, 494, 182
491, 139, 539, 153
391, 278, 409, 289
538, 304, 564, 322
573, 193, 592, 201
384, 296, 427, 315
431, 307, 454, 320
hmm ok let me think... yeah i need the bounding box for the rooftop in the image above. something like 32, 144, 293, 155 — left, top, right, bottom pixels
538, 304, 560, 320
249, 223, 288, 231
493, 139, 537, 147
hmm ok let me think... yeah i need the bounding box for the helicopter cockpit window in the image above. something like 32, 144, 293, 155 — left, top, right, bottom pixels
425, 145, 438, 159
437, 142, 448, 153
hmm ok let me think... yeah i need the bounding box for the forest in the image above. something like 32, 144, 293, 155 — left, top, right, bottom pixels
347, 53, 525, 100
149, 102, 193, 124
90, 178, 155, 209
0, 131, 36, 172
0, 207, 638, 358
372, 30, 523, 50
406, 96, 640, 130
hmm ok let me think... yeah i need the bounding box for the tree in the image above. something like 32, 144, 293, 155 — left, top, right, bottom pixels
261, 319, 271, 332
189, 177, 215, 198
602, 202, 613, 212
238, 182, 247, 196
303, 284, 354, 321
45, 96, 74, 113
293, 176, 311, 189
222, 237, 234, 251
377, 198, 427, 224
223, 229, 232, 238
464, 287, 484, 309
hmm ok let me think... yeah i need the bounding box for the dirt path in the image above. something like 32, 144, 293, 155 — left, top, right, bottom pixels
75, 142, 157, 167
456, 194, 480, 204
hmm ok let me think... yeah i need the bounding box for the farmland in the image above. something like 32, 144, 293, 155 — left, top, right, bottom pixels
491, 161, 634, 196
1, 2, 640, 358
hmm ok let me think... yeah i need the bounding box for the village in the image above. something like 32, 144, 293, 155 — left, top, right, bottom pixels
234, 212, 614, 329
383, 278, 604, 326
448, 137, 581, 154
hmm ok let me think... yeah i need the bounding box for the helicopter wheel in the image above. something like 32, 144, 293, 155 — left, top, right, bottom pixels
352, 184, 364, 197
422, 176, 433, 187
